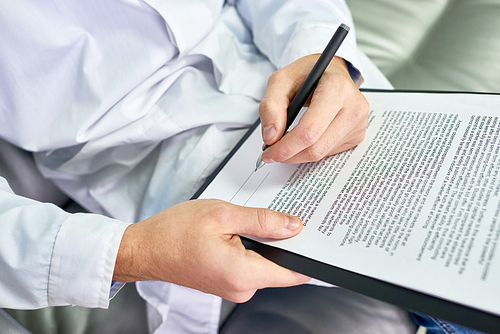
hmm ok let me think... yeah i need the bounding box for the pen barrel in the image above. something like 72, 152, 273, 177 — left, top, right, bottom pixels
285, 24, 349, 129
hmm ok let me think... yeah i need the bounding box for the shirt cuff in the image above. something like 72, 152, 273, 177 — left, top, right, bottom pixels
48, 213, 131, 308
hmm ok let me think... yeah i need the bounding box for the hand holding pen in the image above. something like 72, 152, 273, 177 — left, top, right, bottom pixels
255, 24, 369, 170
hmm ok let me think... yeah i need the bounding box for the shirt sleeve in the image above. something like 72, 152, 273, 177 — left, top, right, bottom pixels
231, 0, 363, 83
0, 177, 130, 309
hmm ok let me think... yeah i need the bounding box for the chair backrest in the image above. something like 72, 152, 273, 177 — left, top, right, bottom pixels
347, 0, 500, 93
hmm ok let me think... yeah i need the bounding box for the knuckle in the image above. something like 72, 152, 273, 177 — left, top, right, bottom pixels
300, 125, 321, 147
341, 129, 367, 151
208, 200, 233, 225
268, 69, 287, 86
360, 96, 370, 114
326, 72, 351, 93
354, 97, 370, 119
307, 144, 329, 161
265, 147, 290, 163
259, 97, 280, 116
351, 109, 369, 131
352, 128, 367, 146
255, 208, 273, 232
350, 90, 370, 113
354, 134, 366, 146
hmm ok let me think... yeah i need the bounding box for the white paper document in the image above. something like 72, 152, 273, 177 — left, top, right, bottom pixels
199, 91, 500, 316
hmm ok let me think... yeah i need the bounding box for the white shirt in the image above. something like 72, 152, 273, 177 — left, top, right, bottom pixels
0, 0, 390, 332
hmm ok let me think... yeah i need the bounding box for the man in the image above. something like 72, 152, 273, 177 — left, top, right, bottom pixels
1, 0, 420, 333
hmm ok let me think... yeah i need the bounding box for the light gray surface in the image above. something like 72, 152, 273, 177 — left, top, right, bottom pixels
0, 309, 32, 334
0, 138, 68, 206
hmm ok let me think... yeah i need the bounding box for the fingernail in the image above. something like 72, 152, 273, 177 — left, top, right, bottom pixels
262, 125, 276, 142
262, 156, 275, 164
284, 215, 301, 230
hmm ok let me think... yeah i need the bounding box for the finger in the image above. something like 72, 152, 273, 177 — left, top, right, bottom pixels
324, 119, 368, 156
223, 248, 311, 303
243, 249, 311, 288
261, 77, 346, 163
259, 73, 298, 146
261, 57, 354, 163
263, 76, 368, 164
220, 204, 303, 240
259, 58, 318, 146
281, 105, 369, 164
261, 97, 341, 163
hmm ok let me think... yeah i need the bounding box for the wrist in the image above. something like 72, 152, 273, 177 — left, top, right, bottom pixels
113, 223, 144, 282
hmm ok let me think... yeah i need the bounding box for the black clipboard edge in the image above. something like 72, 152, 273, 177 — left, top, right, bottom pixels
191, 118, 261, 200
192, 89, 500, 334
241, 237, 500, 334
360, 88, 500, 94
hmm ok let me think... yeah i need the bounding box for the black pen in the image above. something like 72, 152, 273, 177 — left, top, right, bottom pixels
255, 23, 350, 171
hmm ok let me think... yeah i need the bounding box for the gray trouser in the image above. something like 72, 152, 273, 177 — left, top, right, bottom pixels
221, 285, 417, 334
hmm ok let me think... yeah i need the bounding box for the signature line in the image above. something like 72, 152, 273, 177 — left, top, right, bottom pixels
243, 172, 270, 206
229, 172, 254, 203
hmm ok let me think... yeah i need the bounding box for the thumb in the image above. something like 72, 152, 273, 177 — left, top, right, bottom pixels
231, 206, 303, 240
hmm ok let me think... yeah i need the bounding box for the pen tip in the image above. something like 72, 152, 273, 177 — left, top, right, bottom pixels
254, 161, 266, 171
255, 151, 264, 172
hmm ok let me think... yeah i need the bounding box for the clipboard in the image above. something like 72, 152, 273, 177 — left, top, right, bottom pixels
192, 89, 500, 334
